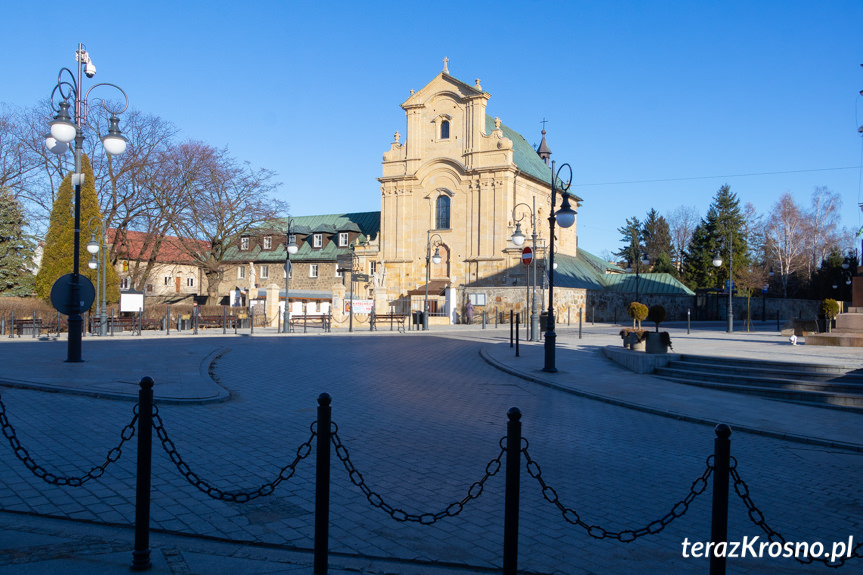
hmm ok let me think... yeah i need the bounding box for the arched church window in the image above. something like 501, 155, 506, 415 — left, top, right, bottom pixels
436, 195, 451, 230
440, 120, 450, 140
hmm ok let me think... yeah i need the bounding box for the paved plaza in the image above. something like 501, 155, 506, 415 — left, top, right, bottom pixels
0, 323, 860, 574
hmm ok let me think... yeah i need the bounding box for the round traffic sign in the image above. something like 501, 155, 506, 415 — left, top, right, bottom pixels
521, 246, 533, 265
50, 274, 96, 315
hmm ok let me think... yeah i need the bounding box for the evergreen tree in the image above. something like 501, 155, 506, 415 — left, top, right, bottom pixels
34, 172, 74, 300
0, 188, 36, 296
642, 208, 674, 268
682, 185, 748, 290
34, 155, 119, 304
614, 216, 643, 264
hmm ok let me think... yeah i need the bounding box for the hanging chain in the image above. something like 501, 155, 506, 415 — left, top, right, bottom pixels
151, 406, 315, 502
523, 440, 713, 542
0, 393, 137, 486
730, 461, 863, 567
331, 425, 505, 524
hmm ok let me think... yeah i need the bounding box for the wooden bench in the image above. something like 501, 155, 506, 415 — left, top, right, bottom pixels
13, 319, 44, 337
289, 314, 331, 332
372, 313, 407, 333
198, 315, 240, 329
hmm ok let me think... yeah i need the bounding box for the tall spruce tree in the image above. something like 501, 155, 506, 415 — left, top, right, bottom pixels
682, 184, 748, 290
642, 208, 673, 267
34, 155, 119, 304
614, 216, 643, 264
0, 188, 36, 296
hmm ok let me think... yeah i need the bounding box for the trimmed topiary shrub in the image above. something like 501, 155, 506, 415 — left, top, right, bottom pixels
647, 305, 667, 332
627, 302, 648, 329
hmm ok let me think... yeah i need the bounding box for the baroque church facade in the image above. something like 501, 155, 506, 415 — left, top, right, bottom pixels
210, 61, 691, 326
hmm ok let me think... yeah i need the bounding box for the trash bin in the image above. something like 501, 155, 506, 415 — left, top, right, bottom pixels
540, 311, 549, 332
412, 311, 424, 326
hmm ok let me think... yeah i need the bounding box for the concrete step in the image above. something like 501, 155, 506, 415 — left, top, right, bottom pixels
654, 366, 863, 395
676, 354, 857, 375
806, 333, 863, 347
836, 314, 863, 330
654, 375, 863, 412
654, 355, 863, 412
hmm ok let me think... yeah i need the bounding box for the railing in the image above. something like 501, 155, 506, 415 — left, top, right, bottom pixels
0, 382, 860, 574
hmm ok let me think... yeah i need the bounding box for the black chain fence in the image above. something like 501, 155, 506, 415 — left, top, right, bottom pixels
151, 406, 316, 503
729, 459, 863, 567
332, 425, 506, 524
522, 438, 714, 542
0, 392, 138, 486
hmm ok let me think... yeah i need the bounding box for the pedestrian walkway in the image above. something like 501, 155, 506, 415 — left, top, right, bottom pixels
0, 323, 860, 574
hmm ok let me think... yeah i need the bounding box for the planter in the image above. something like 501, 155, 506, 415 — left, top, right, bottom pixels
645, 332, 669, 354
628, 332, 646, 352
622, 337, 630, 349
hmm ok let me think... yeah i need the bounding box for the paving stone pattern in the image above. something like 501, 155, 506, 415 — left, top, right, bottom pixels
0, 335, 860, 574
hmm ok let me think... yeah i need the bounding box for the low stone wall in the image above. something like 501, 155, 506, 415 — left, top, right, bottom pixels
603, 345, 681, 374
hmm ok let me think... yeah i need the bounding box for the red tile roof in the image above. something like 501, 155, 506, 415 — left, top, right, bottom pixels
108, 229, 209, 264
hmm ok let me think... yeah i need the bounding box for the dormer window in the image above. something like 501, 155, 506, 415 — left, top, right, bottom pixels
338, 232, 349, 247
263, 236, 272, 250
440, 119, 450, 139
240, 236, 249, 251
313, 233, 323, 248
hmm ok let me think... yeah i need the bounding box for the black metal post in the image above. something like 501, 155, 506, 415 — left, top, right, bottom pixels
56, 311, 61, 336
578, 308, 582, 339
32, 310, 37, 339
193, 307, 198, 335
166, 305, 170, 336
223, 306, 227, 335
1, 315, 4, 338
314, 393, 332, 575
110, 307, 115, 337
370, 310, 374, 332
515, 313, 520, 357
503, 407, 522, 575
131, 376, 154, 571
709, 424, 732, 575
510, 310, 514, 348
482, 310, 486, 329
9, 311, 14, 338
250, 306, 255, 335
304, 313, 308, 334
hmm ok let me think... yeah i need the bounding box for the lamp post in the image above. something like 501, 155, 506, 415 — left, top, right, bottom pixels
712, 230, 733, 333
543, 160, 577, 373
46, 43, 128, 362
511, 198, 540, 342
625, 251, 650, 302
283, 220, 298, 333
424, 231, 443, 331
86, 218, 108, 336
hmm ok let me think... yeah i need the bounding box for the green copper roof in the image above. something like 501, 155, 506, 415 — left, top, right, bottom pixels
485, 115, 583, 203
551, 250, 694, 295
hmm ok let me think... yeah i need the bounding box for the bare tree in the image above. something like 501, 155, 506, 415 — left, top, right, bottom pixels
763, 193, 806, 297
666, 205, 699, 270
805, 186, 843, 279
166, 141, 285, 302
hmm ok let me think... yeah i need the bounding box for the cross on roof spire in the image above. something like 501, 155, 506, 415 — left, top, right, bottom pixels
443, 57, 449, 74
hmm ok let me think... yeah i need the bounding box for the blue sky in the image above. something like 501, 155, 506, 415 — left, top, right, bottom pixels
3, 1, 862, 257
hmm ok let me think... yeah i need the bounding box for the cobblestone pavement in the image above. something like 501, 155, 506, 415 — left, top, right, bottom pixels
0, 331, 860, 574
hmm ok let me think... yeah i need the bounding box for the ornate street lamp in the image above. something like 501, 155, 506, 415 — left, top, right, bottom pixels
283, 220, 298, 333
543, 160, 577, 373
511, 198, 540, 341
424, 231, 443, 331
46, 43, 128, 362
86, 217, 108, 336
712, 229, 734, 333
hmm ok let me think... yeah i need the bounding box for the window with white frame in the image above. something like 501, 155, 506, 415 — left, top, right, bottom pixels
187, 276, 195, 287
120, 277, 131, 290
370, 261, 377, 275
260, 265, 269, 279
338, 232, 349, 247
313, 233, 322, 248
238, 266, 246, 279
263, 236, 272, 249
335, 266, 343, 278
240, 236, 250, 250
310, 264, 319, 278
164, 276, 172, 286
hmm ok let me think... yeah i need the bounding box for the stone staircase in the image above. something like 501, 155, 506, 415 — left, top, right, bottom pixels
654, 355, 863, 412
806, 307, 863, 347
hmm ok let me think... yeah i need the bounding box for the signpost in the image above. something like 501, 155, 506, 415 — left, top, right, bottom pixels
521, 247, 533, 266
